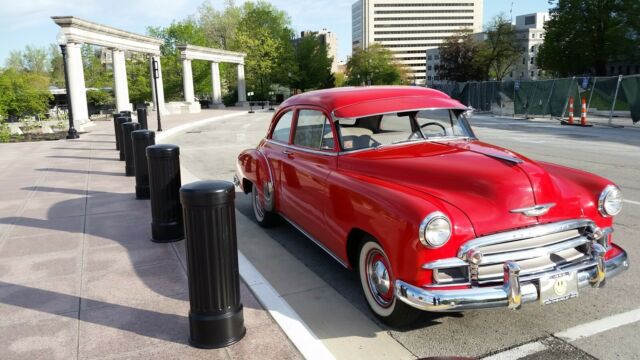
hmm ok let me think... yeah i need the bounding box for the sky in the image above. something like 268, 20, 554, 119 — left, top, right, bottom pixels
0, 0, 553, 65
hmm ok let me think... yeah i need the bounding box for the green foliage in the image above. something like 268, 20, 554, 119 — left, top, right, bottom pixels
127, 54, 152, 105
291, 34, 333, 91
346, 44, 407, 86
148, 18, 211, 101
86, 89, 113, 107
538, 0, 640, 76
438, 33, 484, 82
0, 68, 52, 119
0, 120, 10, 142
334, 72, 346, 87
48, 44, 65, 88
4, 45, 49, 73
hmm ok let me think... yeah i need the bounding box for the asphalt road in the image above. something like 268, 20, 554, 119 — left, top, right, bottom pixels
171, 111, 639, 359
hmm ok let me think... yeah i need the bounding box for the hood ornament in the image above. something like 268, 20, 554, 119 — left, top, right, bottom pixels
510, 203, 556, 217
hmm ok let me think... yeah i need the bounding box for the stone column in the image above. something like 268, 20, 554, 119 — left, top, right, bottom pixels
210, 62, 224, 108
149, 55, 168, 115
182, 58, 195, 103
236, 63, 247, 106
112, 49, 131, 112
65, 43, 89, 125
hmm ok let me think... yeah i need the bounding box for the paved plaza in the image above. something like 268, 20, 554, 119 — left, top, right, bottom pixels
0, 110, 300, 360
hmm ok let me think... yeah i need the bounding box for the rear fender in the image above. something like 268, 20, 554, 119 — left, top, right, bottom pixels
237, 149, 275, 211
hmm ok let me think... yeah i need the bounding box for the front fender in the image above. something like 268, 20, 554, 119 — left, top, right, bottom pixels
237, 148, 275, 211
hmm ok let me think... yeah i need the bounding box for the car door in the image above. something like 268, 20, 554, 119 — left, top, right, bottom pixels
262, 109, 295, 213
279, 107, 339, 249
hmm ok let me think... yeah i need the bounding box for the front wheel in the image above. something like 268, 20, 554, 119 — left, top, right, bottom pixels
358, 239, 420, 327
251, 183, 277, 227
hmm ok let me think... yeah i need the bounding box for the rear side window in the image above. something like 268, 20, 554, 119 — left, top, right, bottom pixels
293, 110, 334, 150
271, 111, 293, 143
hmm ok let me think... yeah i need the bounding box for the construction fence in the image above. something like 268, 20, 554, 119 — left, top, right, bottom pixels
433, 75, 640, 125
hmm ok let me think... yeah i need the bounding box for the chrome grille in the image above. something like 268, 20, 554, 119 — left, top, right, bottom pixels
462, 220, 594, 284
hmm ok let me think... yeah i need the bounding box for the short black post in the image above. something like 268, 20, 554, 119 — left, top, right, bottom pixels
112, 113, 121, 150
180, 180, 246, 348
122, 122, 141, 176
137, 107, 148, 130
115, 116, 131, 161
131, 130, 155, 199
119, 110, 132, 118
147, 144, 183, 242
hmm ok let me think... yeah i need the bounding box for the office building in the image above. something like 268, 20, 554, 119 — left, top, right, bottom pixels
352, 0, 483, 84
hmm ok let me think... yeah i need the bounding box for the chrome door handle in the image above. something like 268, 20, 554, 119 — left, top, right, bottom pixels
282, 150, 293, 155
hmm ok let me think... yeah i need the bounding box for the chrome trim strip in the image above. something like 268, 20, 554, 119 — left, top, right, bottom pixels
395, 249, 628, 312
265, 139, 338, 157
480, 152, 524, 164
422, 257, 468, 270
479, 236, 590, 265
279, 214, 349, 268
458, 219, 595, 259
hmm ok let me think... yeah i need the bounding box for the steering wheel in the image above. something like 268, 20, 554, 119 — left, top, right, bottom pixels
419, 122, 447, 136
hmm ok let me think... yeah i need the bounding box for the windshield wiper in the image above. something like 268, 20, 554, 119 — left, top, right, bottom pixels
375, 138, 424, 149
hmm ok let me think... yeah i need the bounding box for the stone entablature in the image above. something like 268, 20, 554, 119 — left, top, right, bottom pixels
177, 45, 246, 65
52, 16, 162, 55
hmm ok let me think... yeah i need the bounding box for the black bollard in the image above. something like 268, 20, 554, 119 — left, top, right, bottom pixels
136, 107, 148, 130
122, 122, 141, 176
180, 180, 246, 348
131, 130, 155, 199
147, 144, 183, 242
119, 110, 132, 119
112, 113, 121, 150
115, 116, 131, 161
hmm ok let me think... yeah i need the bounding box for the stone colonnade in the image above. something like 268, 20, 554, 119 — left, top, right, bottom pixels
177, 45, 248, 111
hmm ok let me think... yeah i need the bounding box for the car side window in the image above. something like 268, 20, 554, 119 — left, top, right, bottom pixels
293, 110, 335, 151
271, 111, 294, 143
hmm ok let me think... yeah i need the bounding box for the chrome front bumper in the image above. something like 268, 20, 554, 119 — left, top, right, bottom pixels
395, 249, 628, 312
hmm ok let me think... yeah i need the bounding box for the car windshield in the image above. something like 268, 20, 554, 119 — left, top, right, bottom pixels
334, 109, 475, 151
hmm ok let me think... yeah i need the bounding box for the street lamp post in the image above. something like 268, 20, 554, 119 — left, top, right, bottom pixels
151, 57, 162, 132
56, 33, 79, 139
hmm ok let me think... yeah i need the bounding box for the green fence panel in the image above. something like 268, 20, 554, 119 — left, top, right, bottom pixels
620, 75, 640, 123
547, 78, 574, 117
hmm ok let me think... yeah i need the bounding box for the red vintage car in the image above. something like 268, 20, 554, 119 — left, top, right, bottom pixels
235, 86, 628, 326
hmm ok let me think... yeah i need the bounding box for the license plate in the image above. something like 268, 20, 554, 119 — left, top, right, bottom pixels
539, 271, 578, 305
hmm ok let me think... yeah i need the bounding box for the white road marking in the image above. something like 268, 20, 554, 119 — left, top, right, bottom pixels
555, 308, 640, 342
624, 199, 640, 206
482, 341, 548, 360
177, 164, 335, 360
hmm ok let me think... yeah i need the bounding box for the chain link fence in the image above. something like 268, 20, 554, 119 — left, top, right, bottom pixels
433, 74, 640, 126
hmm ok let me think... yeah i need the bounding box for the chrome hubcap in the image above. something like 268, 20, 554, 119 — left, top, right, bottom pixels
366, 250, 393, 308
252, 188, 264, 220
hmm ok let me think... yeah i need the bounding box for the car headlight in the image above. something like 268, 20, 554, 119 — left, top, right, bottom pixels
419, 211, 452, 248
598, 185, 623, 217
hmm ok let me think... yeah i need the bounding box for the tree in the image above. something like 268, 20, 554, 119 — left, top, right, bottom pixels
0, 68, 52, 119
291, 33, 333, 92
538, 0, 640, 76
48, 44, 65, 88
438, 33, 483, 82
127, 53, 151, 105
230, 1, 295, 99
5, 45, 50, 74
199, 0, 242, 50
148, 18, 211, 101
477, 15, 521, 80
346, 44, 407, 86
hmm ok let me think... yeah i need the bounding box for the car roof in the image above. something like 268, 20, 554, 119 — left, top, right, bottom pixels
279, 86, 468, 117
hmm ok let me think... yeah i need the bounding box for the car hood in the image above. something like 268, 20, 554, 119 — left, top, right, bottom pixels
339, 140, 583, 237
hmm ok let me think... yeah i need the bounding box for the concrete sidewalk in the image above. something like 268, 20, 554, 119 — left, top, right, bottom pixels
0, 110, 300, 359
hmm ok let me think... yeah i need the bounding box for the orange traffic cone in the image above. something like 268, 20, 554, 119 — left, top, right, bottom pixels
568, 97, 574, 124
580, 97, 588, 126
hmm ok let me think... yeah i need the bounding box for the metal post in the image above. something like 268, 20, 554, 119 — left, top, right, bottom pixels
180, 180, 246, 348
587, 77, 598, 113
609, 75, 623, 126
122, 122, 141, 176
59, 44, 79, 139
115, 116, 131, 161
132, 130, 155, 199
147, 144, 183, 242
152, 58, 163, 132
112, 113, 121, 150
137, 107, 148, 130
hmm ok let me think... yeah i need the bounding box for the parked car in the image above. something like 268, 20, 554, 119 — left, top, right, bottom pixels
235, 86, 628, 326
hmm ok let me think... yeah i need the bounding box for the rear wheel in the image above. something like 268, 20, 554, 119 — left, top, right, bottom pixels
358, 239, 420, 327
251, 183, 277, 227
